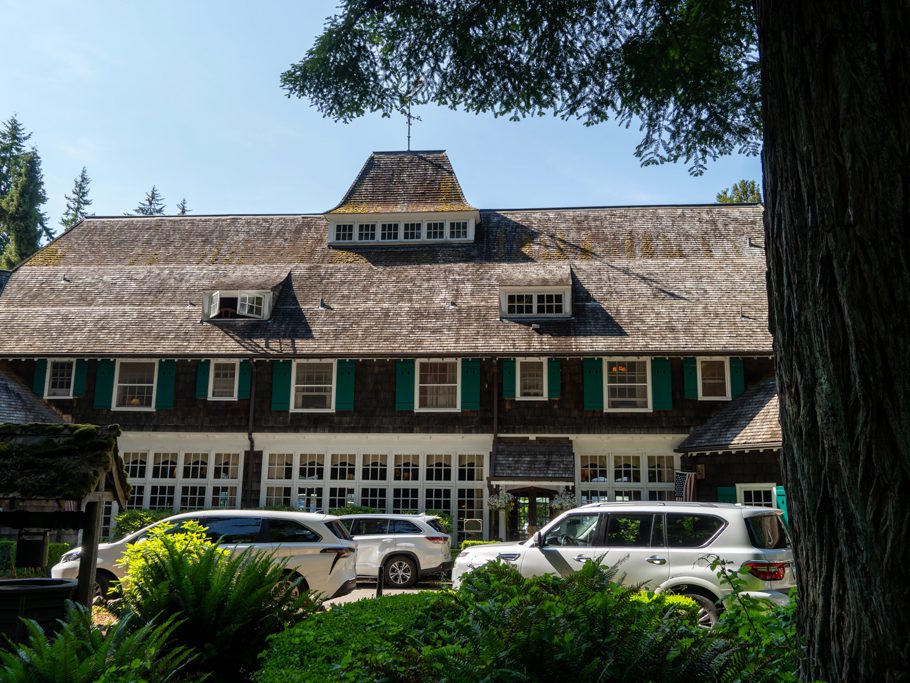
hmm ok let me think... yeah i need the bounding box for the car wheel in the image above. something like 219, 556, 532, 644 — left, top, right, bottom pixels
280, 572, 308, 600
684, 592, 721, 628
384, 556, 418, 588
93, 570, 118, 603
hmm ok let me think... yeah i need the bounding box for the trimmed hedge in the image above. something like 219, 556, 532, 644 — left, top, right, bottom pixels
0, 540, 72, 577
459, 539, 499, 551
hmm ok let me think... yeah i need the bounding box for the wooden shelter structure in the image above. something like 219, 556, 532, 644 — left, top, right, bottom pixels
0, 423, 128, 606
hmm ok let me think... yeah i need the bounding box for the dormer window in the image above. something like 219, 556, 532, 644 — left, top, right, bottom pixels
500, 289, 570, 318
204, 290, 273, 320
327, 212, 477, 246
335, 224, 353, 241
358, 223, 376, 240
381, 223, 399, 240
426, 221, 445, 239
404, 222, 421, 240
499, 265, 572, 320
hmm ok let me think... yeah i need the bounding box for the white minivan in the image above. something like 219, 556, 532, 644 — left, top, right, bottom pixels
453, 502, 794, 626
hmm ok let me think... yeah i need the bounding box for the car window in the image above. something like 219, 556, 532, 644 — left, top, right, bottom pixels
651, 513, 665, 547
326, 520, 352, 541
203, 517, 263, 544
745, 514, 790, 549
266, 519, 321, 543
666, 513, 725, 547
389, 520, 421, 534
353, 519, 389, 535
543, 514, 600, 547
605, 513, 654, 547
426, 519, 445, 533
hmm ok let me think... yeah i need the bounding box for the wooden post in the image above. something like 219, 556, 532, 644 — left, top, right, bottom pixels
75, 501, 101, 608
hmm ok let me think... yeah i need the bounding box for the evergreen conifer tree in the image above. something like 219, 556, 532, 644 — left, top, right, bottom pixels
0, 115, 32, 197
132, 186, 166, 215
176, 198, 190, 215
60, 166, 93, 232
0, 152, 48, 269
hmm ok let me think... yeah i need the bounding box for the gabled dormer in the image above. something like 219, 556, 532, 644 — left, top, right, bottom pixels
499, 265, 573, 319
325, 151, 480, 246
202, 277, 284, 321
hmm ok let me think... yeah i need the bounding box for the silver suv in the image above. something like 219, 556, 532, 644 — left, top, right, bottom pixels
52, 510, 358, 601
339, 514, 452, 588
452, 502, 794, 625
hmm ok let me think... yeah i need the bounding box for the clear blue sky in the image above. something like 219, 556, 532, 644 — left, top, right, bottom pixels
1, 1, 762, 232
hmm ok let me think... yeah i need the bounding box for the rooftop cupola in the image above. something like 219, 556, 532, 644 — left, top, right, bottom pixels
325, 150, 479, 246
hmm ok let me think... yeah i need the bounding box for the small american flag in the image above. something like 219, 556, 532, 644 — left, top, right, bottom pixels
674, 471, 696, 501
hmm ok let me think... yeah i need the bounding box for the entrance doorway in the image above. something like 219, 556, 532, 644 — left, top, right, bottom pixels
508, 487, 555, 541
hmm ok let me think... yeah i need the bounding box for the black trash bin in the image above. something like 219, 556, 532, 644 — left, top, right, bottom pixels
0, 578, 78, 646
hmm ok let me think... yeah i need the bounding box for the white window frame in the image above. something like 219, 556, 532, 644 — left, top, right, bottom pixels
112, 359, 158, 412
237, 294, 264, 318
516, 357, 548, 401
327, 212, 476, 246
604, 357, 653, 413
204, 289, 272, 320
697, 357, 732, 401
44, 358, 75, 399
499, 286, 572, 319
735, 482, 777, 507
290, 359, 337, 413
208, 359, 240, 401
414, 358, 461, 413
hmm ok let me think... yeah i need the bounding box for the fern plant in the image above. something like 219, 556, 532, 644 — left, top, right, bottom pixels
0, 601, 196, 682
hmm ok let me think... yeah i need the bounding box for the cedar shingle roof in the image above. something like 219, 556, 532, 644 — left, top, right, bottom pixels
327, 151, 475, 214
0, 201, 770, 357
676, 377, 781, 453
0, 365, 63, 424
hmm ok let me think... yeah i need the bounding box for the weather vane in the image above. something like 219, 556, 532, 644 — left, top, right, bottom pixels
403, 75, 425, 151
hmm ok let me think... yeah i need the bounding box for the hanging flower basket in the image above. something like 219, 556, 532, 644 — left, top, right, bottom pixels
549, 489, 578, 512
487, 491, 514, 511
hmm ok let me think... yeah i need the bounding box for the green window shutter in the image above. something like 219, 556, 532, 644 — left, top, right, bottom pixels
238, 361, 252, 400
775, 486, 789, 526
650, 357, 672, 410
583, 358, 604, 411
547, 358, 561, 399
395, 359, 415, 411
683, 357, 698, 399
271, 361, 292, 411
716, 486, 737, 503
335, 360, 355, 411
32, 359, 47, 396
155, 360, 176, 410
502, 358, 516, 399
730, 357, 745, 398
461, 359, 481, 410
93, 360, 115, 409
195, 360, 211, 399
72, 360, 88, 397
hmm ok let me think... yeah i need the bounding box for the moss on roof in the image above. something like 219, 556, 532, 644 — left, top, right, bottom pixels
0, 423, 128, 503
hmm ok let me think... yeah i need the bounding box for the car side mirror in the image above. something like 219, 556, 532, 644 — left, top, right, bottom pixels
532, 531, 543, 547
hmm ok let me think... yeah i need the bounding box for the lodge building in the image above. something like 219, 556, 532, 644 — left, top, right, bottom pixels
0, 151, 784, 542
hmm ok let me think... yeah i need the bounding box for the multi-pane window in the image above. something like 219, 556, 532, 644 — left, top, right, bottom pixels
101, 501, 113, 539
299, 454, 324, 481
361, 487, 387, 511
148, 485, 175, 509
457, 488, 484, 543
417, 360, 458, 409
380, 223, 399, 240
392, 487, 420, 513
212, 485, 237, 508
647, 456, 674, 484
293, 361, 334, 411
183, 453, 208, 479
152, 453, 177, 479
209, 361, 238, 399
267, 453, 294, 480
698, 358, 730, 400
425, 488, 452, 515
403, 222, 421, 240
126, 485, 145, 509
517, 358, 546, 399
328, 487, 354, 509
580, 455, 609, 482
426, 221, 445, 239
614, 489, 643, 502
362, 454, 388, 481
237, 294, 264, 318
614, 455, 641, 483
507, 294, 534, 315
335, 224, 353, 241
296, 487, 323, 512
449, 220, 468, 239
739, 484, 775, 507
45, 359, 75, 398
114, 361, 156, 409
605, 359, 650, 410
266, 486, 292, 507
458, 454, 484, 481
214, 453, 240, 479
537, 293, 563, 314
123, 452, 147, 479
394, 454, 419, 481
426, 454, 452, 481
648, 489, 675, 501
358, 223, 376, 241
580, 489, 610, 504
180, 485, 207, 510
330, 454, 356, 480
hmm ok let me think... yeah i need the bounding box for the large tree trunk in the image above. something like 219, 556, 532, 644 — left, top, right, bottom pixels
755, 2, 910, 680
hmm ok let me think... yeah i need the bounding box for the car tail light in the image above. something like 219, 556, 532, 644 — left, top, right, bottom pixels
426, 536, 449, 544
321, 547, 354, 558
743, 561, 788, 581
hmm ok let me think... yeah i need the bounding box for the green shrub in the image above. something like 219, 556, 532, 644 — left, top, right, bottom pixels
0, 541, 73, 578
0, 540, 15, 575
327, 504, 378, 516
109, 508, 175, 540
0, 601, 196, 682
459, 539, 498, 551
120, 520, 316, 679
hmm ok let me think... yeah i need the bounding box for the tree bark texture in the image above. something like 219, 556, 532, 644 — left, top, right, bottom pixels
756, 2, 910, 680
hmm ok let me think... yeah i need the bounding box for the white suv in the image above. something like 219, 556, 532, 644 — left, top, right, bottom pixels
51, 510, 358, 601
339, 514, 452, 588
452, 502, 794, 625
